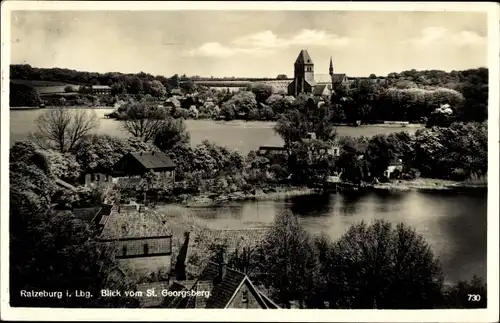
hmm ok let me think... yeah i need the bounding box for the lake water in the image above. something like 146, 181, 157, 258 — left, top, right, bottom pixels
187, 189, 487, 285
9, 108, 422, 154
9, 108, 486, 284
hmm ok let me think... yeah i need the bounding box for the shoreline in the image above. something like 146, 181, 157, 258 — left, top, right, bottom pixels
170, 178, 487, 208
371, 179, 487, 192
178, 186, 321, 208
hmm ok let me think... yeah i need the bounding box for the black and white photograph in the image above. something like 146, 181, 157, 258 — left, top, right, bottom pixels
1, 1, 498, 322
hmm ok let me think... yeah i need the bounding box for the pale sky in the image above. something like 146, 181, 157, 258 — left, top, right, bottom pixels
10, 10, 488, 78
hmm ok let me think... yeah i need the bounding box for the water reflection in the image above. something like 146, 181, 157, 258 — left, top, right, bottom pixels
287, 193, 332, 217
189, 190, 487, 285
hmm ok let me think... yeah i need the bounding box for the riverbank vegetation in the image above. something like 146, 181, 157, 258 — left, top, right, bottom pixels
10, 64, 487, 125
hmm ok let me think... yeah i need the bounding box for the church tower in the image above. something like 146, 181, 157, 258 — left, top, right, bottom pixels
288, 49, 316, 97
329, 57, 334, 77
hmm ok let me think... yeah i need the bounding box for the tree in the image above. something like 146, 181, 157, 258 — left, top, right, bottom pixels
42, 149, 81, 183
288, 139, 335, 185
266, 94, 287, 115
257, 211, 321, 308
222, 91, 257, 118
274, 100, 337, 146
10, 140, 51, 173
324, 220, 444, 309
249, 83, 274, 103
129, 76, 144, 94
121, 101, 169, 142
150, 80, 167, 98
64, 85, 76, 93
30, 107, 99, 153
72, 134, 157, 174
153, 117, 191, 153
443, 275, 487, 308
10, 209, 139, 308
10, 82, 41, 107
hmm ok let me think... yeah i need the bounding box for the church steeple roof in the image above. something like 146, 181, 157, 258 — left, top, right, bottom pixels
329, 57, 334, 75
295, 50, 313, 64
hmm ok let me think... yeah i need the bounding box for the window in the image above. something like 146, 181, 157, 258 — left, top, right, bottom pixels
122, 246, 127, 256
241, 290, 248, 303
143, 243, 149, 255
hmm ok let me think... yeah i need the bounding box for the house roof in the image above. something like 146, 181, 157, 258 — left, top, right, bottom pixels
313, 84, 328, 96
165, 97, 181, 108
294, 50, 313, 64
171, 88, 183, 95
136, 282, 170, 308
332, 73, 347, 84
72, 206, 102, 222
128, 151, 176, 169
164, 261, 277, 309
99, 208, 173, 240
183, 262, 254, 308
55, 178, 78, 192
259, 291, 280, 309
92, 203, 113, 224
92, 85, 112, 90
315, 74, 332, 84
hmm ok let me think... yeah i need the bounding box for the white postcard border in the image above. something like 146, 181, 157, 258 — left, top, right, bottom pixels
1, 1, 498, 322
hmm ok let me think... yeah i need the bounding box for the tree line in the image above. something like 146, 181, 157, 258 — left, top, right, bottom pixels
10, 64, 487, 124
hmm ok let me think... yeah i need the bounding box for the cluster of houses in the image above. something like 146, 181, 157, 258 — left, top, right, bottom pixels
59, 149, 280, 309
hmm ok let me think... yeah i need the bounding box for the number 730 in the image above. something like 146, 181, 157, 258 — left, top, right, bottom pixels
468, 294, 481, 302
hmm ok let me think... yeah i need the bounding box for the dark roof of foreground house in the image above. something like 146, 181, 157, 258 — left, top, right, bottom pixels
72, 206, 102, 222
135, 281, 170, 308
129, 151, 176, 169
165, 261, 277, 309
99, 207, 173, 240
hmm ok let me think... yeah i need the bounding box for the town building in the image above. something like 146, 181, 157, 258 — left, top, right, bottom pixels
112, 151, 176, 182
84, 151, 176, 190
384, 159, 404, 179
257, 146, 288, 156
287, 50, 347, 98
91, 85, 112, 95
98, 203, 173, 279
163, 256, 279, 309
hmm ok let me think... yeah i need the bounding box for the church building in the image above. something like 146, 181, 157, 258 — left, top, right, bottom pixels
287, 49, 347, 98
